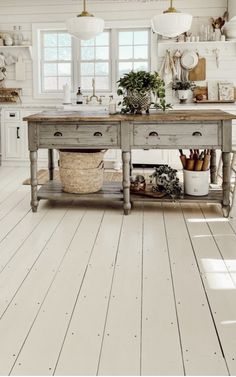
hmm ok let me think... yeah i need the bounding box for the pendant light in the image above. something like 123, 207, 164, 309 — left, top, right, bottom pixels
66, 0, 104, 40
151, 0, 192, 38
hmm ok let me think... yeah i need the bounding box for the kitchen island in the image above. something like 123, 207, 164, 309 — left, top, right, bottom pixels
24, 110, 236, 216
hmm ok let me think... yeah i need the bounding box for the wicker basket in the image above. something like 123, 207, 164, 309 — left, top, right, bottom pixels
59, 150, 105, 194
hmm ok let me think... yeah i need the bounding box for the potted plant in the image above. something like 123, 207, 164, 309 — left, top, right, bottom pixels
172, 80, 196, 103
117, 70, 171, 114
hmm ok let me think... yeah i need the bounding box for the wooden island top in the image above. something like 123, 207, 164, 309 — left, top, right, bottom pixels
23, 109, 236, 123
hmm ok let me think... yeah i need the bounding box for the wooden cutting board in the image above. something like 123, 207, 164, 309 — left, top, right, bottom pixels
189, 57, 206, 81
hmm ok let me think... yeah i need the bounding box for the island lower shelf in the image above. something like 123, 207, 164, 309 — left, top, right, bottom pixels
37, 181, 223, 204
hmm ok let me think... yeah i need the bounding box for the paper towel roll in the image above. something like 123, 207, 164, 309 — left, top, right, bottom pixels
63, 83, 71, 104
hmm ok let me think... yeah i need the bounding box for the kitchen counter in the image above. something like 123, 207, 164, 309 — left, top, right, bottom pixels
24, 109, 235, 122
25, 109, 236, 216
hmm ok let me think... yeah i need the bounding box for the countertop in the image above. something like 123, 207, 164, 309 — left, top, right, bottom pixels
23, 109, 236, 122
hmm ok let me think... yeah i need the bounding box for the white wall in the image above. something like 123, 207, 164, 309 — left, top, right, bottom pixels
0, 0, 232, 104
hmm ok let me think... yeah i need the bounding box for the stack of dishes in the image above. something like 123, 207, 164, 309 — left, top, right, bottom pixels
223, 16, 236, 40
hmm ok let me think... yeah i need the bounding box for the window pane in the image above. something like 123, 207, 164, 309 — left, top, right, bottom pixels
58, 47, 71, 60
44, 47, 57, 61
96, 46, 109, 60
44, 33, 57, 47
81, 46, 95, 60
81, 76, 94, 90
44, 63, 57, 76
133, 61, 148, 71
96, 76, 109, 90
81, 62, 94, 76
58, 33, 71, 46
81, 39, 95, 47
95, 62, 109, 76
119, 31, 133, 45
58, 63, 71, 76
58, 77, 71, 90
44, 77, 57, 90
96, 32, 109, 46
134, 31, 148, 45
134, 45, 148, 59
119, 62, 133, 76
119, 46, 133, 60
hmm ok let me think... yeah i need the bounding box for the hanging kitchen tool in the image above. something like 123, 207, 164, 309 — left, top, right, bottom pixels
180, 50, 199, 81
159, 50, 176, 85
189, 57, 206, 81
173, 50, 182, 81
15, 55, 25, 81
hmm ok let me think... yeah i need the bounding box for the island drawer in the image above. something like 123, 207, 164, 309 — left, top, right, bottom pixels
38, 123, 120, 147
133, 123, 219, 147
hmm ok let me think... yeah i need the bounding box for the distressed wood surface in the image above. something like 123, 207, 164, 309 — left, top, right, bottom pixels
24, 110, 236, 123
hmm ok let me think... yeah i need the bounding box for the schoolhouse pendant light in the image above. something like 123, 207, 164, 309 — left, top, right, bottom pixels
66, 0, 104, 40
151, 0, 192, 38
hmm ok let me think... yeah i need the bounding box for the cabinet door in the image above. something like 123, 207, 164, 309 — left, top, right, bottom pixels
4, 123, 21, 159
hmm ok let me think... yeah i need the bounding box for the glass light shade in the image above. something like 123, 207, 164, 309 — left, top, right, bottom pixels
151, 12, 193, 38
66, 16, 104, 40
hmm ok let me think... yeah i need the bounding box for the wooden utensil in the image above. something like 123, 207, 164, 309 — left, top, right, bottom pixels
189, 57, 206, 81
202, 149, 211, 171
179, 149, 186, 168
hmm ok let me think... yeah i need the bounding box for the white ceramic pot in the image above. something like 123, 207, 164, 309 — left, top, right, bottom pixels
178, 90, 189, 100
184, 169, 210, 196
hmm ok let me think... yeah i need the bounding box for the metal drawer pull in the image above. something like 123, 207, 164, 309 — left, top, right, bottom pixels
54, 132, 63, 137
17, 127, 20, 139
149, 131, 159, 137
10, 113, 16, 117
192, 131, 202, 137
94, 132, 103, 137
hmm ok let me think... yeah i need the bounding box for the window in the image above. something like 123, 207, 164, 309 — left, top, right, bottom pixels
79, 31, 110, 91
118, 29, 150, 77
36, 25, 151, 97
41, 31, 72, 92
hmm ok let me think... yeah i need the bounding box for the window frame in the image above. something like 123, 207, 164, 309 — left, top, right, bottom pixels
78, 30, 112, 93
40, 30, 73, 93
116, 28, 151, 82
32, 21, 155, 100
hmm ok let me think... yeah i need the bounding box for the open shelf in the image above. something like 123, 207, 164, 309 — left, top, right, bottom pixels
37, 181, 223, 205
0, 45, 32, 58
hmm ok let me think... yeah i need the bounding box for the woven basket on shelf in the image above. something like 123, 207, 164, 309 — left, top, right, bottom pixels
59, 150, 105, 194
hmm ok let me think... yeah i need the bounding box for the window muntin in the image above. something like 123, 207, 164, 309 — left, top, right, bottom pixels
41, 31, 72, 92
118, 29, 150, 77
80, 31, 110, 91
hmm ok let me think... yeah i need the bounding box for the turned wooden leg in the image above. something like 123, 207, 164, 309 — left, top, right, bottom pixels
210, 149, 217, 184
122, 151, 131, 215
48, 149, 54, 180
30, 151, 39, 213
222, 152, 231, 218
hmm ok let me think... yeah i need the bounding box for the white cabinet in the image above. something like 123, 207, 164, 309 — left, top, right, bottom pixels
4, 122, 21, 160
0, 107, 50, 166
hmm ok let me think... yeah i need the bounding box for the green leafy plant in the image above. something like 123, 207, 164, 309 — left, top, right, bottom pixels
117, 70, 171, 113
172, 80, 196, 91
150, 165, 182, 199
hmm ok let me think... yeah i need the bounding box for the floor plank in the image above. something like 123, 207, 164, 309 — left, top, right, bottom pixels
97, 208, 143, 376
163, 203, 228, 376
54, 210, 123, 376
10, 209, 104, 375
141, 204, 184, 376
197, 204, 236, 375
0, 205, 81, 375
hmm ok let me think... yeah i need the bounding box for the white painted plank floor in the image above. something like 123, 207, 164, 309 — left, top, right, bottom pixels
0, 167, 236, 376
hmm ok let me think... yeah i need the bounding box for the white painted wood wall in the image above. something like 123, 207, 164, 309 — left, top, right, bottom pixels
0, 0, 231, 104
